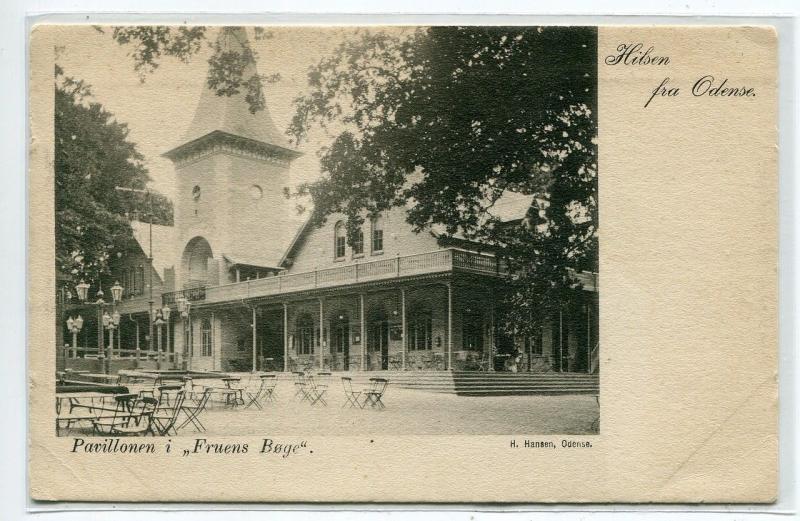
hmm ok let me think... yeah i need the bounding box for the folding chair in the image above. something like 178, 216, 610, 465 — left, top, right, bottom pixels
152, 390, 186, 436
341, 377, 363, 408
177, 387, 212, 433
306, 373, 329, 407
293, 372, 310, 401
363, 378, 389, 409
61, 393, 136, 435
93, 396, 158, 436
245, 374, 276, 410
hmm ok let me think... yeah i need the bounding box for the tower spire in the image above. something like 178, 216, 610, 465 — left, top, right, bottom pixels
164, 26, 300, 163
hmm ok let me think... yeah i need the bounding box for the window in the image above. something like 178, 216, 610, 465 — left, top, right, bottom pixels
371, 216, 384, 253
462, 308, 484, 351
409, 310, 432, 350
352, 228, 364, 255
135, 265, 145, 295
296, 313, 315, 355
334, 221, 346, 259
524, 327, 544, 356
201, 318, 213, 357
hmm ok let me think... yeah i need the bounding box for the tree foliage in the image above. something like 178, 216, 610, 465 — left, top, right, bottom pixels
288, 27, 598, 337
55, 65, 173, 288
103, 26, 279, 114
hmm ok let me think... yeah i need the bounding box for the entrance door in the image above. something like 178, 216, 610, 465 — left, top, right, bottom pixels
331, 313, 350, 370
257, 310, 284, 371
368, 308, 389, 370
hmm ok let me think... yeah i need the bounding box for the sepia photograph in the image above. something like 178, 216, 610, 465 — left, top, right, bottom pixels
52, 25, 600, 438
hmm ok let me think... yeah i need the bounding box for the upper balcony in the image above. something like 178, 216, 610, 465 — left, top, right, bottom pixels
161, 248, 598, 308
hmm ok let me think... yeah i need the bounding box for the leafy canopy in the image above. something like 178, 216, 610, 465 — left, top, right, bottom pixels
288, 27, 598, 335
55, 65, 173, 288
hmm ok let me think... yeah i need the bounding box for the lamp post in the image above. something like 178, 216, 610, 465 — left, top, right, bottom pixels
152, 305, 171, 369
65, 315, 84, 359
177, 297, 191, 370
75, 279, 124, 374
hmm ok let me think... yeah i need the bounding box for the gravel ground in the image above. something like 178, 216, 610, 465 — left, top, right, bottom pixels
194, 381, 600, 436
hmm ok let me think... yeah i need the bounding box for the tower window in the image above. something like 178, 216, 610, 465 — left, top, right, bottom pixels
192, 185, 201, 201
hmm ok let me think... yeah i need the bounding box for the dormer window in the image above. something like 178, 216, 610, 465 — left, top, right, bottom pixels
334, 221, 346, 259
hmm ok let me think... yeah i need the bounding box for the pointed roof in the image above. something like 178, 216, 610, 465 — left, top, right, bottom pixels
164, 27, 299, 161
130, 221, 178, 282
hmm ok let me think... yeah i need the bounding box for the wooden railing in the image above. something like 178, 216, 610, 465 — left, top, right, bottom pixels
160, 248, 594, 308
61, 345, 177, 362
173, 248, 501, 306
162, 285, 207, 305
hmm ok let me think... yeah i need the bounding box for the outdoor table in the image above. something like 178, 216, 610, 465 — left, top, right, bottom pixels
55, 391, 138, 434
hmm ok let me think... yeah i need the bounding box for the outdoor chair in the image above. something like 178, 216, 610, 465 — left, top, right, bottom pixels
58, 392, 136, 435
176, 387, 212, 433
245, 374, 277, 410
293, 372, 310, 402
156, 384, 184, 406
476, 353, 492, 372
363, 378, 389, 410
100, 396, 159, 437
152, 389, 186, 436
341, 377, 363, 408
305, 373, 330, 407
91, 395, 157, 436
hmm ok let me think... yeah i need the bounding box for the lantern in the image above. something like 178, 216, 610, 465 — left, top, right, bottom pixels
111, 281, 123, 303
74, 315, 84, 330
66, 316, 74, 331
162, 306, 171, 321
75, 280, 90, 302
112, 310, 121, 327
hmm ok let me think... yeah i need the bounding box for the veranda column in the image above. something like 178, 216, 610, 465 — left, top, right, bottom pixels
559, 309, 564, 373
401, 288, 407, 370
360, 293, 366, 371
447, 282, 453, 371
252, 306, 258, 372
319, 298, 325, 370
283, 303, 289, 372
134, 318, 140, 361
165, 316, 171, 365
489, 296, 495, 372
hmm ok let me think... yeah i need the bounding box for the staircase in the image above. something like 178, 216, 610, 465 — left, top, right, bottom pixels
335, 370, 598, 396
450, 371, 598, 396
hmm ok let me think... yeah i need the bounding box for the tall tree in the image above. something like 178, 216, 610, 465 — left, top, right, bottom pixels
55, 65, 172, 288
288, 27, 598, 339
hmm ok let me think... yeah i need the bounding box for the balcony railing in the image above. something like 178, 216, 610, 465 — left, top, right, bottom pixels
161, 248, 507, 307
162, 285, 207, 306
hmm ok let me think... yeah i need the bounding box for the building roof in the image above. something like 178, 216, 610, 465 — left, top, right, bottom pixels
130, 220, 178, 281
164, 27, 299, 159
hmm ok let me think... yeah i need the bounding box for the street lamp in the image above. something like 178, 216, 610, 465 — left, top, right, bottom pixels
102, 309, 121, 361
152, 305, 171, 369
177, 297, 191, 370
75, 279, 123, 374
65, 315, 84, 359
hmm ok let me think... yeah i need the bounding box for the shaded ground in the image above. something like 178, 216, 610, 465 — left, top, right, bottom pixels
194, 384, 599, 436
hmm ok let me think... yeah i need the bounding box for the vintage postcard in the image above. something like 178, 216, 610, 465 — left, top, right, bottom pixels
28, 24, 777, 503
